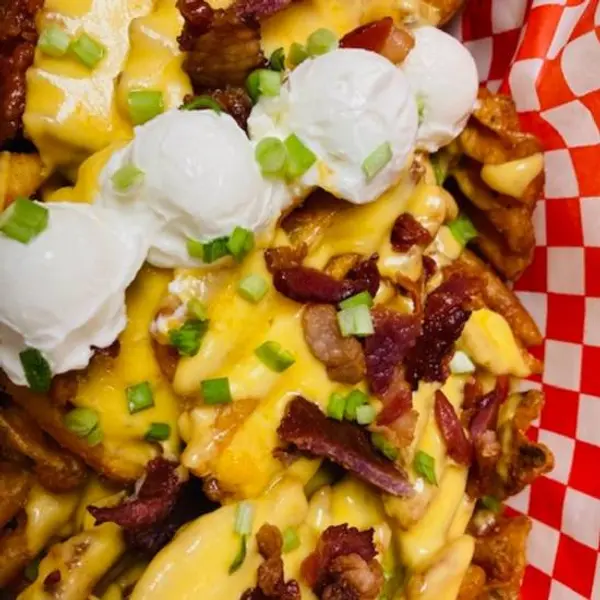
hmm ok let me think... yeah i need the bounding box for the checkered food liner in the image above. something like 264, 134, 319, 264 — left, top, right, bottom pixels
453, 1, 600, 598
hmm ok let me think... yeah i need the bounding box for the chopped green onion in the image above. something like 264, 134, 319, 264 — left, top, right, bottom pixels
339, 291, 373, 310
64, 407, 99, 438
111, 164, 144, 192
145, 422, 171, 442
201, 237, 230, 263
229, 535, 247, 574
255, 341, 295, 372
69, 33, 105, 69
344, 389, 368, 421
24, 557, 41, 582
269, 47, 286, 71
234, 501, 254, 535
169, 319, 209, 357
127, 90, 164, 126
356, 404, 376, 425
284, 134, 316, 179
449, 351, 476, 375
306, 28, 338, 56
480, 495, 501, 513
201, 377, 232, 405
282, 527, 300, 553
255, 137, 287, 177
327, 392, 346, 421
181, 95, 222, 112
414, 450, 437, 485
416, 95, 426, 124
362, 142, 393, 181
371, 432, 398, 461
227, 226, 255, 262
448, 214, 478, 246
126, 381, 154, 414
0, 198, 49, 244
246, 69, 282, 103
19, 348, 52, 393
238, 274, 269, 303
431, 151, 450, 185
337, 304, 374, 338
187, 298, 208, 321
38, 26, 70, 57
288, 42, 308, 67
86, 425, 104, 447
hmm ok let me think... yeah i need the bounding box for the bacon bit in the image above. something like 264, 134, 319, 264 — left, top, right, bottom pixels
264, 244, 308, 273
302, 304, 366, 384
177, 0, 214, 38
234, 0, 295, 19
278, 397, 413, 496
391, 213, 433, 253
406, 274, 480, 385
470, 376, 509, 440
422, 255, 437, 281
434, 390, 472, 465
273, 255, 380, 305
185, 86, 252, 130
339, 17, 414, 64
375, 368, 413, 426
301, 525, 383, 599
364, 307, 421, 396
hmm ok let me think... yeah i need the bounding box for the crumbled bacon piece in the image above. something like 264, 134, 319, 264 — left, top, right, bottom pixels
434, 390, 472, 466
339, 17, 414, 64
302, 525, 383, 600
422, 256, 437, 281
302, 304, 366, 384
364, 307, 421, 395
406, 274, 480, 385
185, 86, 252, 129
469, 376, 509, 440
234, 0, 295, 19
278, 397, 413, 496
374, 368, 413, 427
264, 244, 308, 273
273, 256, 380, 305
390, 213, 433, 253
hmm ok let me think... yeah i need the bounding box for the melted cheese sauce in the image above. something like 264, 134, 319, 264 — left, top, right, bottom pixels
480, 153, 543, 199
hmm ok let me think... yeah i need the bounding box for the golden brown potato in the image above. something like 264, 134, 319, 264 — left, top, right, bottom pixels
0, 152, 44, 211
423, 0, 466, 25
0, 515, 30, 588
457, 564, 487, 600
0, 462, 31, 528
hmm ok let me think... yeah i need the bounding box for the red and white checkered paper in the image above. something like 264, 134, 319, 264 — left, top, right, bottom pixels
451, 1, 600, 598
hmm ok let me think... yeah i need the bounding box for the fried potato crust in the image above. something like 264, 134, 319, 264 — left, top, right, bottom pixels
0, 515, 30, 588
0, 152, 44, 211
0, 461, 31, 528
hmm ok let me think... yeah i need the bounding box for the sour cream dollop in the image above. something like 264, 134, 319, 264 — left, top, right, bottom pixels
97, 110, 289, 268
0, 203, 147, 386
248, 48, 418, 205
401, 26, 479, 152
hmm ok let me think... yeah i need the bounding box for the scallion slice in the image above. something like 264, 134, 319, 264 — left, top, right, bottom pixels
255, 341, 295, 372
86, 425, 104, 447
181, 95, 222, 112
64, 407, 99, 438
127, 90, 164, 126
344, 389, 368, 421
338, 291, 373, 310
306, 28, 338, 56
145, 422, 171, 442
227, 226, 255, 262
416, 95, 426, 124
111, 164, 144, 192
255, 137, 287, 177
282, 527, 300, 553
169, 319, 208, 357
448, 214, 478, 246
480, 495, 501, 513
187, 298, 208, 321
38, 26, 71, 57
413, 450, 437, 485
229, 535, 247, 574
19, 348, 51, 393
126, 381, 154, 414
201, 377, 232, 405
449, 350, 475, 375
284, 134, 316, 179
431, 151, 449, 185
234, 501, 254, 535
238, 274, 269, 303
326, 392, 346, 421
0, 198, 49, 244
371, 432, 398, 461
69, 33, 105, 69
288, 42, 308, 67
356, 404, 376, 425
269, 47, 286, 71
337, 304, 374, 338
202, 237, 230, 264
362, 142, 393, 181
246, 69, 282, 103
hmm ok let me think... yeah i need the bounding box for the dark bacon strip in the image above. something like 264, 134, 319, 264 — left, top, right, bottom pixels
184, 86, 253, 130
234, 0, 295, 19
273, 255, 380, 305
339, 17, 414, 64
470, 376, 509, 440
390, 213, 433, 253
277, 397, 413, 496
406, 274, 480, 385
434, 390, 472, 466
